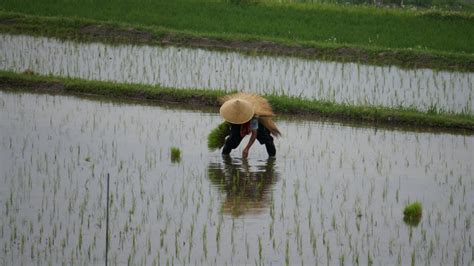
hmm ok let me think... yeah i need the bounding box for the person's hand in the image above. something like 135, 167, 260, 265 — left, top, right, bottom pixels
242, 148, 249, 159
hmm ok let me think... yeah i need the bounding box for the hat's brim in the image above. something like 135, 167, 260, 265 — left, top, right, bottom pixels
220, 98, 254, 124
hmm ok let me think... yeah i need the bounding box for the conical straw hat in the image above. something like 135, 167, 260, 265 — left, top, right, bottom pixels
219, 93, 281, 136
219, 92, 275, 117
220, 98, 254, 124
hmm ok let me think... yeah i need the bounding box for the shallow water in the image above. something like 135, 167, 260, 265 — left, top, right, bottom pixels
1, 34, 473, 114
0, 90, 472, 265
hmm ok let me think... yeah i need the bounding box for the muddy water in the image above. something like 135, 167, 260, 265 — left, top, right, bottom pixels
1, 90, 472, 265
1, 34, 473, 114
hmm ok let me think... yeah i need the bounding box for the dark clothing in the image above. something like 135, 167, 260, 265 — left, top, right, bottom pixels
222, 122, 276, 156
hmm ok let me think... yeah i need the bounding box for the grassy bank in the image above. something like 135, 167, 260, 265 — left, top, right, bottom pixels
1, 71, 473, 131
0, 0, 473, 71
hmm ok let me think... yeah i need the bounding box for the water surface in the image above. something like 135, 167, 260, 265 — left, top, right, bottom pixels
1, 34, 473, 113
0, 90, 472, 265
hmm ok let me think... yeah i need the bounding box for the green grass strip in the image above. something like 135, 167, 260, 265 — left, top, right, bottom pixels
0, 4, 473, 72
1, 71, 473, 131
1, 0, 473, 53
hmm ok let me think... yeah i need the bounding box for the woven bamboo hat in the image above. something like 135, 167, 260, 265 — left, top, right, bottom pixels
219, 98, 254, 124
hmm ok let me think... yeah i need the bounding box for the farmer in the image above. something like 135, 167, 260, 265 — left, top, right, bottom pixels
219, 93, 280, 158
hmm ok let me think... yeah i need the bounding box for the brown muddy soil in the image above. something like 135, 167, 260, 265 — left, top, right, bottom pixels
0, 74, 219, 108
0, 73, 65, 92
1, 16, 472, 71
78, 24, 345, 59
78, 25, 473, 71
80, 24, 155, 43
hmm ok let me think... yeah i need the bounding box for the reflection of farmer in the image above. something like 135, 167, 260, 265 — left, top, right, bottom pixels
208, 156, 279, 217
219, 93, 281, 158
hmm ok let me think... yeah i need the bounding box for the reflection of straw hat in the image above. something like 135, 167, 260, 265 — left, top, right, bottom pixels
219, 98, 254, 124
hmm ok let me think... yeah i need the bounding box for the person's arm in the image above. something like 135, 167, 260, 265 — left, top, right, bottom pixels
242, 129, 257, 159
242, 117, 259, 158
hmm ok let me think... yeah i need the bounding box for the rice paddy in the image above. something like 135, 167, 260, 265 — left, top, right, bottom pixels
1, 90, 472, 265
1, 33, 473, 114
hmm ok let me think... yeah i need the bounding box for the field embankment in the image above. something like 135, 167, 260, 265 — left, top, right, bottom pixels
1, 71, 473, 131
0, 0, 473, 71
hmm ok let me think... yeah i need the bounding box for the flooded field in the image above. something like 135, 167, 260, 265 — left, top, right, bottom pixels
1, 34, 473, 114
0, 90, 472, 265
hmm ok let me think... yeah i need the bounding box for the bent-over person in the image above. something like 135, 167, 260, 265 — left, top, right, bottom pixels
219, 93, 281, 158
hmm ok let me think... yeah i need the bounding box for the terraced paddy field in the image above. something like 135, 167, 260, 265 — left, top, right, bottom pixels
0, 90, 472, 265
1, 34, 473, 114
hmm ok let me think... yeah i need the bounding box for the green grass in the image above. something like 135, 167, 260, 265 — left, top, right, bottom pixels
1, 71, 473, 130
403, 201, 422, 226
0, 0, 473, 71
170, 147, 182, 163
0, 0, 471, 53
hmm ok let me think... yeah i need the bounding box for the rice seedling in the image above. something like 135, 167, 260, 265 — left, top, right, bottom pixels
170, 147, 181, 163
339, 254, 345, 266
207, 122, 230, 151
367, 250, 373, 265
403, 202, 422, 227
